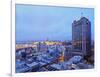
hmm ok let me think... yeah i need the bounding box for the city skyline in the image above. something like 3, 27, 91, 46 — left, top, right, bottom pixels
16, 4, 94, 42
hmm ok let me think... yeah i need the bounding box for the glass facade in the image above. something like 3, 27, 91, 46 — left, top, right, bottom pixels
72, 17, 91, 56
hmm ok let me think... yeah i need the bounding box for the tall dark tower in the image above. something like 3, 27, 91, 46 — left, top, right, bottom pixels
72, 17, 91, 56
37, 42, 41, 52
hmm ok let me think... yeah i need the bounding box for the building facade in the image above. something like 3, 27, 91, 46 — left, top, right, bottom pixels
72, 17, 91, 56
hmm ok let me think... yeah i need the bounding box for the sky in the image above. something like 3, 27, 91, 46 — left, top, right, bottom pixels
16, 4, 94, 42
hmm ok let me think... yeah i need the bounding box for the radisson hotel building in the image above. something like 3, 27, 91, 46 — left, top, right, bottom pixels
72, 17, 91, 56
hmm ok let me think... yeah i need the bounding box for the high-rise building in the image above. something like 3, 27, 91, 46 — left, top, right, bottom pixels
37, 42, 48, 52
37, 42, 41, 52
72, 17, 91, 56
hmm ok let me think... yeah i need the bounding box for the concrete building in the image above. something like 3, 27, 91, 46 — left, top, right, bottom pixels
72, 17, 91, 56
